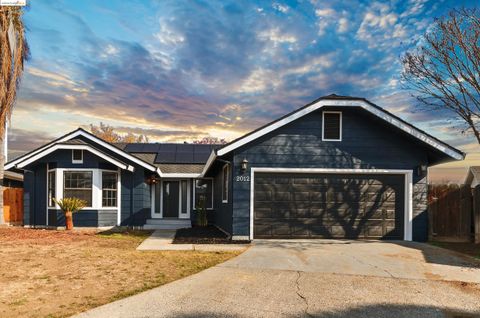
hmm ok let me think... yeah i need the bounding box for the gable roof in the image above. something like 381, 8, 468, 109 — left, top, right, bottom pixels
217, 94, 464, 158
5, 128, 157, 172
465, 166, 480, 187
201, 94, 464, 176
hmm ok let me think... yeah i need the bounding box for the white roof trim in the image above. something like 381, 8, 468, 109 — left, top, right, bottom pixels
200, 150, 217, 177
216, 99, 464, 160
5, 129, 156, 171
4, 170, 23, 181
15, 144, 134, 172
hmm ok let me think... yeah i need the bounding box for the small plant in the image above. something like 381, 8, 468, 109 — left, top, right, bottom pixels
53, 197, 87, 230
196, 196, 208, 227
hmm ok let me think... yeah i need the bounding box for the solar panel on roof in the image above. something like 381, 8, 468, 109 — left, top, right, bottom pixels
155, 152, 175, 163
193, 152, 210, 162
176, 144, 194, 152
124, 144, 144, 152
158, 144, 176, 152
175, 152, 194, 163
142, 144, 158, 152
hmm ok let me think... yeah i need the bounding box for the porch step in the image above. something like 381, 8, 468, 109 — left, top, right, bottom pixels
143, 218, 191, 230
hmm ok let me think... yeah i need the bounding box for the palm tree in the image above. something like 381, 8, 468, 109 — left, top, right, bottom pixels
0, 6, 28, 224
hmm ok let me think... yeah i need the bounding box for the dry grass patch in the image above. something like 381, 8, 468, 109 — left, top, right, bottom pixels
0, 227, 240, 318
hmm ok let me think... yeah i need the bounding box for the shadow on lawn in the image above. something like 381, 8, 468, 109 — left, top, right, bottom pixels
168, 304, 478, 318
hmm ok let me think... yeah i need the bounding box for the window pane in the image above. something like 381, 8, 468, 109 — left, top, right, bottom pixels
195, 179, 213, 209
102, 172, 117, 207
63, 171, 92, 206
181, 180, 187, 214
323, 113, 341, 140
48, 171, 56, 207
73, 149, 83, 161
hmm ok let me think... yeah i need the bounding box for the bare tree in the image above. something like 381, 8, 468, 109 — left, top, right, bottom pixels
89, 122, 149, 143
401, 8, 480, 143
192, 136, 227, 145
0, 6, 28, 224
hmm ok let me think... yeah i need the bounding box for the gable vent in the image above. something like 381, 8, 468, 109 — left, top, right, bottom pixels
322, 112, 342, 141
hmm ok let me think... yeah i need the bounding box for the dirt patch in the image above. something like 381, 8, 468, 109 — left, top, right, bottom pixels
0, 227, 240, 318
382, 252, 419, 261
174, 226, 250, 244
448, 281, 480, 296
430, 242, 480, 260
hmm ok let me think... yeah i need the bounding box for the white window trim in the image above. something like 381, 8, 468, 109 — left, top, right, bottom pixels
47, 168, 121, 211
322, 111, 342, 141
249, 167, 413, 241
101, 170, 119, 208
72, 149, 83, 164
222, 164, 229, 203
193, 178, 214, 210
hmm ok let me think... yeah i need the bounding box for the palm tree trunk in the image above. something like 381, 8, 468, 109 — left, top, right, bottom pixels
0, 134, 5, 225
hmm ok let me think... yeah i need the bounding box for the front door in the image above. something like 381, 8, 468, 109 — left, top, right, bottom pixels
163, 181, 180, 217
152, 179, 191, 219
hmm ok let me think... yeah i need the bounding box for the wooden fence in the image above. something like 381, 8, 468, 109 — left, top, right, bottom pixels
3, 187, 23, 225
428, 184, 480, 243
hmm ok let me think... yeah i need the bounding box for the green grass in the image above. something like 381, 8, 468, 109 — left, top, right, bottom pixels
96, 228, 153, 241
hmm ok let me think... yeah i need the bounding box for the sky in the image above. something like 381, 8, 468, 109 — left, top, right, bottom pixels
9, 0, 480, 182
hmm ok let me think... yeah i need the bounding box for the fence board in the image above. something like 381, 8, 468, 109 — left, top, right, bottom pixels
3, 187, 23, 225
428, 184, 472, 242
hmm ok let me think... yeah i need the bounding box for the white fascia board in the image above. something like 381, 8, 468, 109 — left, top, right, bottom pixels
163, 173, 201, 178
6, 129, 156, 171
4, 170, 23, 181
200, 150, 217, 177
216, 99, 464, 160
16, 144, 133, 171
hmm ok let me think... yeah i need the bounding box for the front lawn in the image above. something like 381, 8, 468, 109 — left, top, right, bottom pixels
0, 227, 240, 318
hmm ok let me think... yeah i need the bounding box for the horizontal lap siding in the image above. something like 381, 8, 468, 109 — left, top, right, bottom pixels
231, 108, 429, 241
49, 210, 117, 227
22, 147, 152, 228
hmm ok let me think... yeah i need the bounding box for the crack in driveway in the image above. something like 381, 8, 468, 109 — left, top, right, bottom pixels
295, 271, 313, 318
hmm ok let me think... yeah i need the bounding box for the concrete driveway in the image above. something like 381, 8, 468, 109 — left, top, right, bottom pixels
76, 240, 480, 318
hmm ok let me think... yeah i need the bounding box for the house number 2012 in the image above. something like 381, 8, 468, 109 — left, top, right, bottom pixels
235, 175, 250, 182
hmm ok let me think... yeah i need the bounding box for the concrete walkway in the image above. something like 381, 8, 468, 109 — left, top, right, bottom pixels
136, 230, 248, 252
77, 240, 480, 318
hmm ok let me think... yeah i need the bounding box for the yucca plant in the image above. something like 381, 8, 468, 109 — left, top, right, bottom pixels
53, 198, 87, 230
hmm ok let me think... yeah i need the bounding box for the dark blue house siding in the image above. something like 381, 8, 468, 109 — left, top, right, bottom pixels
229, 108, 430, 241
211, 164, 233, 233
22, 147, 152, 228
48, 209, 117, 227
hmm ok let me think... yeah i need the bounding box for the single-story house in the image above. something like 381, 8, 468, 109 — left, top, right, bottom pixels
6, 94, 464, 241
465, 166, 480, 188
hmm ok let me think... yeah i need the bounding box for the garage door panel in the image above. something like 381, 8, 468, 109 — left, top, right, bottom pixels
254, 172, 404, 239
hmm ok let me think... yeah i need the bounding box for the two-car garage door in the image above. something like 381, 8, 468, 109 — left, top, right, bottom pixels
253, 172, 405, 239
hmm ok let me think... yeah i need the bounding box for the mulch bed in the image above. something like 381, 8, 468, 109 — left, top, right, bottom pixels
173, 226, 250, 244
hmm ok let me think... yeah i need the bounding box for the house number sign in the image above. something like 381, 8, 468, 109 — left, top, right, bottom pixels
235, 175, 250, 182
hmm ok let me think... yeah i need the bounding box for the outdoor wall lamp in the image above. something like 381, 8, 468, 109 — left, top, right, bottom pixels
417, 164, 427, 177
147, 174, 158, 185
241, 158, 249, 172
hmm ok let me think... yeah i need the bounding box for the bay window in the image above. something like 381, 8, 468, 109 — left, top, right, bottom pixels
63, 171, 93, 206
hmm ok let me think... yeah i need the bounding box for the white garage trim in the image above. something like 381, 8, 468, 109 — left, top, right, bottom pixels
249, 167, 413, 241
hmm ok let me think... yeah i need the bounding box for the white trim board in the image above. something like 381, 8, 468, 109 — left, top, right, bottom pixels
217, 99, 464, 159
249, 167, 413, 241
5, 129, 156, 172
15, 144, 134, 172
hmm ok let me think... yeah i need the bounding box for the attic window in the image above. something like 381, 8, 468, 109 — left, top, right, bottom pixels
322, 111, 342, 141
72, 149, 83, 164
